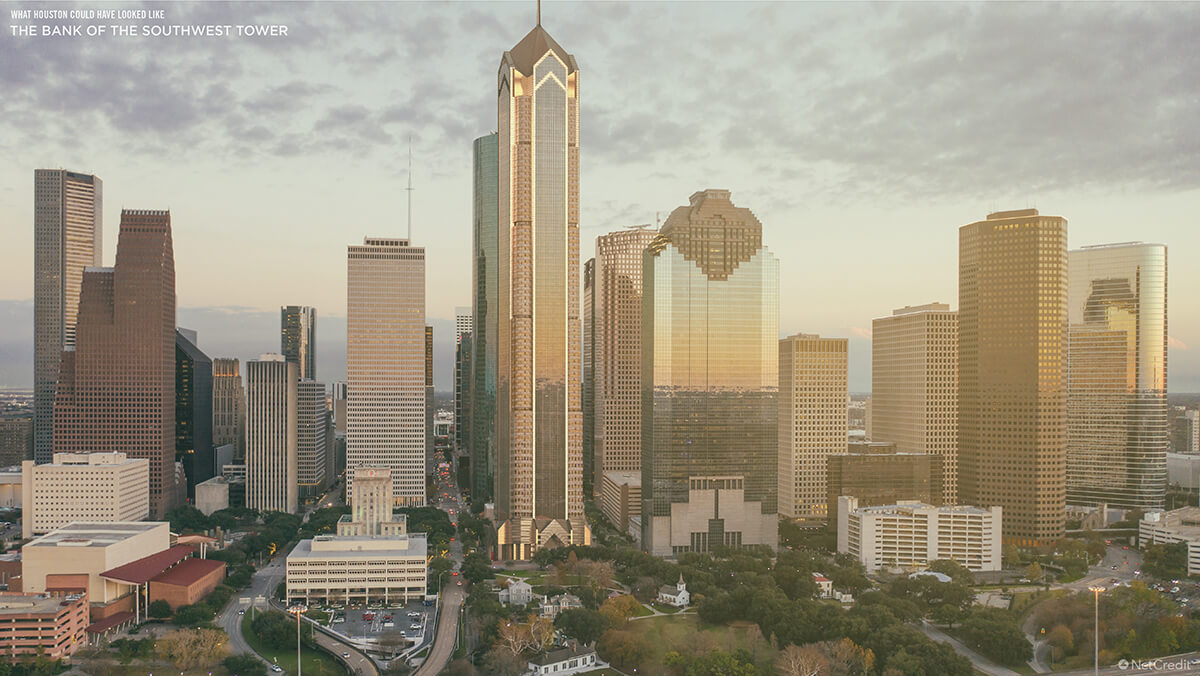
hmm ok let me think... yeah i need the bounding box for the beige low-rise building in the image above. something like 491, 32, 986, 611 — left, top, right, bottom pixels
195, 476, 230, 516
1140, 508, 1200, 576
21, 453, 149, 538
286, 533, 427, 605
21, 522, 170, 620
837, 496, 1001, 573
0, 466, 21, 509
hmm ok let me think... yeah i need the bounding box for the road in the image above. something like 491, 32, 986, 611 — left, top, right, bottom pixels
412, 450, 468, 675
311, 626, 378, 676
919, 619, 1020, 676
217, 551, 287, 664
1053, 652, 1200, 674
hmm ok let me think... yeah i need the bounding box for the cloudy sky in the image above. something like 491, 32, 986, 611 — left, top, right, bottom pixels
1, 0, 1198, 391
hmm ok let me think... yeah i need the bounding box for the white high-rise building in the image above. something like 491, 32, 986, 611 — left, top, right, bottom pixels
871, 303, 959, 502
21, 453, 149, 538
838, 496, 1001, 573
246, 355, 298, 513
778, 334, 848, 521
347, 238, 426, 506
455, 306, 473, 344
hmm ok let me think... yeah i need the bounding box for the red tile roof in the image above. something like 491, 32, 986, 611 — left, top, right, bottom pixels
100, 545, 196, 584
152, 557, 225, 587
86, 611, 134, 634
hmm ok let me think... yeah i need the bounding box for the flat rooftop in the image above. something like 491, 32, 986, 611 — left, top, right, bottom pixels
26, 522, 167, 549
854, 501, 995, 517
0, 592, 84, 616
602, 471, 641, 487
289, 534, 427, 561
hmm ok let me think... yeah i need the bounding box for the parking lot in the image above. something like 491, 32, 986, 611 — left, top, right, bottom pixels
325, 601, 431, 644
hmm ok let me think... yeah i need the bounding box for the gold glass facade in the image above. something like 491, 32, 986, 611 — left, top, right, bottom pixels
1067, 243, 1167, 509
642, 190, 779, 557
959, 209, 1066, 545
495, 24, 588, 559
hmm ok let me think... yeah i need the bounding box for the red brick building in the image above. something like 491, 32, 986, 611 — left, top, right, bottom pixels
100, 545, 225, 610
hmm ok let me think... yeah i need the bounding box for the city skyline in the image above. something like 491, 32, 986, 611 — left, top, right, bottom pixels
3, 2, 1199, 393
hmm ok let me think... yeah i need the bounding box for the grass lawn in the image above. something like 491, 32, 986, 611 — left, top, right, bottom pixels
240, 612, 348, 675
625, 614, 777, 673
452, 610, 467, 659
631, 603, 654, 617
649, 602, 684, 614
582, 670, 623, 675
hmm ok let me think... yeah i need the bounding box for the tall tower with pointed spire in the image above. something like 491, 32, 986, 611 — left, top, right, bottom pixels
494, 16, 590, 559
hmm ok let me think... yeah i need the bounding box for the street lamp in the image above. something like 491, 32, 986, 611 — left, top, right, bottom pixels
1087, 586, 1104, 676
289, 604, 309, 676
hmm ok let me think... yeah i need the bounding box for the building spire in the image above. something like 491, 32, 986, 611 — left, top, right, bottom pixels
537, 0, 541, 25
406, 135, 413, 242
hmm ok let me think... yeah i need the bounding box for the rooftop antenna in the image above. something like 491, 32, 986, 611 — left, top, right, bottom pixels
537, 0, 541, 25
406, 136, 414, 242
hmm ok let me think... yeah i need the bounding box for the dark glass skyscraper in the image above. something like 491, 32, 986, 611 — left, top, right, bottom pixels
471, 132, 499, 504
281, 305, 316, 380
641, 190, 779, 557
176, 329, 214, 499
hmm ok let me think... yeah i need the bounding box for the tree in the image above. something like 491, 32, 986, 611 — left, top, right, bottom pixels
1047, 624, 1075, 661
554, 608, 608, 645
167, 504, 211, 533
148, 599, 173, 619
597, 628, 652, 670
529, 615, 556, 653
155, 627, 230, 669
928, 559, 974, 585
496, 618, 535, 656
482, 647, 526, 676
599, 594, 643, 626
172, 603, 215, 626
776, 644, 829, 676
1024, 562, 1044, 583
444, 659, 477, 676
1144, 542, 1189, 580
110, 637, 154, 664
461, 550, 493, 584
224, 653, 267, 676
429, 555, 455, 591
252, 610, 296, 650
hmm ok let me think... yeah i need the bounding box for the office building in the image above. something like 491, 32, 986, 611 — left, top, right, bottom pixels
21, 453, 149, 538
642, 189, 779, 556
340, 466, 408, 536
425, 326, 435, 472
246, 355, 298, 514
1175, 409, 1199, 455
871, 303, 958, 502
593, 226, 658, 488
837, 496, 1001, 573
212, 358, 245, 461
0, 592, 89, 659
0, 469, 19, 509
0, 414, 32, 466
959, 209, 1067, 545
332, 381, 348, 435
582, 258, 596, 494
1067, 243, 1168, 510
471, 132, 500, 503
494, 19, 590, 559
175, 329, 214, 499
347, 238, 426, 506
598, 471, 641, 536
52, 210, 178, 519
297, 379, 328, 499
34, 169, 102, 465
778, 333, 848, 521
827, 442, 944, 524
285, 531, 427, 606
280, 305, 317, 380
1139, 508, 1200, 576
456, 333, 472, 458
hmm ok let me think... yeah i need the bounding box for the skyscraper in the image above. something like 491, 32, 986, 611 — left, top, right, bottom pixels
425, 325, 434, 474
33, 169, 102, 464
454, 306, 473, 453
52, 209, 178, 518
281, 305, 316, 380
778, 333, 848, 521
347, 238, 426, 507
495, 19, 589, 559
297, 379, 328, 499
1067, 243, 1167, 510
642, 189, 779, 556
212, 358, 246, 462
871, 303, 959, 502
959, 209, 1067, 545
582, 257, 596, 495
471, 132, 500, 504
594, 226, 658, 486
176, 329, 214, 499
246, 355, 298, 513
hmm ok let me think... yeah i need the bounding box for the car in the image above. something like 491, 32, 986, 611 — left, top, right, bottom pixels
342, 652, 351, 658
272, 668, 283, 673
1111, 565, 1118, 570
457, 580, 463, 586
384, 621, 394, 628
1172, 587, 1181, 593
410, 623, 421, 630
238, 609, 246, 615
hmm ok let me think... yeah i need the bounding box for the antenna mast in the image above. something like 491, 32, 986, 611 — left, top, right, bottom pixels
406, 136, 413, 242
537, 0, 541, 25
